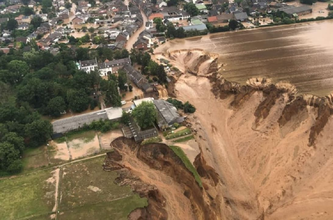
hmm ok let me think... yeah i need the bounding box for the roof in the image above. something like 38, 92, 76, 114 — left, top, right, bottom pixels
207, 16, 218, 23
133, 97, 154, 107
191, 19, 203, 25
100, 57, 131, 69
279, 5, 312, 15
52, 107, 122, 134
195, 4, 207, 10
149, 13, 164, 20
153, 100, 184, 126
217, 13, 234, 21
234, 12, 248, 20
182, 24, 207, 32
80, 59, 97, 67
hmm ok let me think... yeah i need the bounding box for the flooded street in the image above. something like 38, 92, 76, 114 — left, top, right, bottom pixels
156, 20, 333, 96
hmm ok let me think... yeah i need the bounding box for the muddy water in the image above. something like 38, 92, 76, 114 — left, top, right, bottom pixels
156, 20, 333, 96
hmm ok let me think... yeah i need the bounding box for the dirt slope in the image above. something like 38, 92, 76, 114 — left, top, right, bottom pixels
160, 50, 333, 219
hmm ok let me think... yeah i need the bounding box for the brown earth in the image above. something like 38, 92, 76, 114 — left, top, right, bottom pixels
149, 49, 333, 219
103, 137, 222, 220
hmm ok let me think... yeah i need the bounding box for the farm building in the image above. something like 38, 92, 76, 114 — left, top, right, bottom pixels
154, 99, 184, 130
278, 5, 312, 17
52, 107, 122, 135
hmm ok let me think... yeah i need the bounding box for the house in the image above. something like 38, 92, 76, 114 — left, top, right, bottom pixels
0, 48, 10, 54
122, 64, 153, 92
207, 16, 218, 23
0, 18, 8, 25
159, 1, 167, 8
52, 107, 122, 135
58, 9, 70, 20
72, 16, 85, 25
216, 13, 234, 23
160, 6, 190, 21
28, 0, 36, 8
154, 99, 184, 130
134, 38, 149, 50
122, 117, 159, 142
234, 11, 248, 21
191, 18, 204, 25
18, 23, 29, 30
148, 13, 164, 21
79, 59, 98, 73
36, 14, 48, 22
27, 32, 37, 42
16, 37, 27, 43
145, 21, 153, 29
116, 32, 129, 42
195, 4, 208, 13
182, 24, 208, 32
278, 5, 312, 17
5, 4, 21, 13
98, 57, 131, 76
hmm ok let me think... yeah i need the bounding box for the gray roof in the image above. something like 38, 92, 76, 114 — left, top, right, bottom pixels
234, 12, 248, 21
279, 5, 312, 15
182, 24, 207, 32
80, 59, 98, 67
52, 107, 122, 134
153, 100, 184, 127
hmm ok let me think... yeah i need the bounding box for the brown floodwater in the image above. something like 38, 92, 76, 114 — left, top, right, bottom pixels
156, 20, 333, 96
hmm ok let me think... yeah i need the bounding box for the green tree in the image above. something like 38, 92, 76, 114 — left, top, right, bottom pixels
121, 111, 131, 125
2, 132, 25, 153
65, 2, 72, 9
6, 19, 18, 31
30, 16, 43, 29
228, 19, 239, 30
42, 0, 52, 8
22, 7, 35, 16
153, 18, 166, 32
184, 3, 199, 16
0, 142, 21, 172
132, 101, 157, 129
300, 0, 316, 4
24, 119, 53, 148
104, 78, 121, 107
183, 101, 196, 113
47, 96, 66, 117
118, 69, 128, 91
7, 60, 30, 84
67, 89, 90, 112
234, 0, 243, 7
88, 27, 95, 33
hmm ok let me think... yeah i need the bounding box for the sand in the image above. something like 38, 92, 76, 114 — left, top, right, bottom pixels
171, 65, 333, 219
67, 135, 100, 160
99, 130, 123, 150
52, 141, 70, 161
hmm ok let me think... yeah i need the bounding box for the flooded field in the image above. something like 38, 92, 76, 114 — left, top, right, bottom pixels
156, 20, 333, 96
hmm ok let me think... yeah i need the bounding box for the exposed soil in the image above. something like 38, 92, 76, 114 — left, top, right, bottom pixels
103, 137, 222, 220
155, 49, 333, 219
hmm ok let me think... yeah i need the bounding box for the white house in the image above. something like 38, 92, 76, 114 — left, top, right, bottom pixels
79, 58, 98, 73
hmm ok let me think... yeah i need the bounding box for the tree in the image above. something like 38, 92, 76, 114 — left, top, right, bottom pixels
167, 0, 178, 6
30, 16, 43, 29
228, 19, 239, 30
234, 0, 243, 7
121, 111, 131, 125
154, 18, 166, 32
0, 142, 21, 172
65, 2, 72, 9
132, 102, 157, 129
88, 27, 95, 33
47, 96, 66, 117
118, 69, 128, 91
24, 119, 53, 148
104, 78, 121, 107
2, 132, 25, 153
184, 3, 199, 16
7, 60, 30, 84
183, 101, 196, 113
300, 0, 316, 4
67, 89, 90, 112
42, 0, 52, 9
6, 19, 18, 31
82, 26, 88, 32
22, 7, 35, 16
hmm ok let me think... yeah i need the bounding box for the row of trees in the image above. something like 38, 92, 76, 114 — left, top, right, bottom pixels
167, 98, 196, 113
0, 45, 130, 173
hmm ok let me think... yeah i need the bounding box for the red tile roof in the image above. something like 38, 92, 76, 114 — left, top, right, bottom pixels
207, 16, 218, 23
149, 13, 164, 21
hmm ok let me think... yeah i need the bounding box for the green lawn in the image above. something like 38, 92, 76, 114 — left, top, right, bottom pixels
172, 135, 194, 143
22, 147, 49, 171
59, 157, 147, 218
165, 128, 192, 140
141, 136, 162, 145
169, 145, 202, 188
0, 169, 55, 220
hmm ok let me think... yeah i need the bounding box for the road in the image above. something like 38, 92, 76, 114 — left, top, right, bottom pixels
125, 10, 148, 51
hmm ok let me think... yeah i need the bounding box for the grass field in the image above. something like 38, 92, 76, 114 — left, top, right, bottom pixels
59, 157, 147, 219
22, 146, 49, 171
141, 136, 162, 145
172, 135, 194, 143
169, 145, 202, 188
0, 169, 55, 220
165, 128, 192, 140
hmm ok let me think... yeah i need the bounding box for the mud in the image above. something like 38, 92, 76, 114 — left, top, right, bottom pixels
103, 137, 222, 220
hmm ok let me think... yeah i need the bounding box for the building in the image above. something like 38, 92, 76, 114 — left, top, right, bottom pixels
98, 57, 131, 76
278, 5, 312, 17
79, 58, 98, 73
52, 107, 122, 134
154, 99, 184, 130
122, 118, 158, 142
234, 12, 248, 21
195, 4, 208, 13
122, 64, 153, 93
216, 13, 234, 23
182, 24, 208, 32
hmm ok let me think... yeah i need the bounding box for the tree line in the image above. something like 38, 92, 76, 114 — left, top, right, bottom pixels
0, 45, 128, 174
